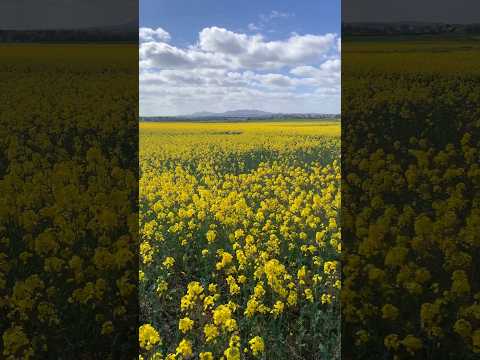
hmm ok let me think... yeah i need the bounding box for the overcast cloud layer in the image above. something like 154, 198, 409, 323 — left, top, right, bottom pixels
140, 25, 340, 116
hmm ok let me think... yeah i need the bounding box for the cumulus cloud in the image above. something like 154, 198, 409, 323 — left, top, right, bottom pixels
199, 27, 336, 69
290, 59, 341, 86
140, 26, 340, 116
139, 27, 171, 42
140, 26, 338, 71
141, 69, 301, 90
140, 41, 231, 69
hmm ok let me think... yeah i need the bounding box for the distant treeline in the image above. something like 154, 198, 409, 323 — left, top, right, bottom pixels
0, 29, 137, 42
343, 22, 480, 36
140, 115, 341, 122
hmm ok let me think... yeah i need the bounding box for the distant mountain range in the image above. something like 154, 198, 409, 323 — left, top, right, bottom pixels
140, 109, 341, 122
343, 22, 480, 36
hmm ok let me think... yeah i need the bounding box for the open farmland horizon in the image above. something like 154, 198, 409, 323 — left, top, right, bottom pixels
139, 109, 340, 123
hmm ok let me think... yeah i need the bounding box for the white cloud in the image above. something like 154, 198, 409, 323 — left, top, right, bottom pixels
254, 73, 295, 87
140, 26, 340, 116
198, 27, 255, 55
248, 23, 261, 31
140, 84, 339, 116
140, 41, 231, 69
260, 10, 293, 22
140, 26, 338, 71
247, 10, 294, 33
290, 59, 341, 86
141, 69, 301, 90
139, 27, 171, 42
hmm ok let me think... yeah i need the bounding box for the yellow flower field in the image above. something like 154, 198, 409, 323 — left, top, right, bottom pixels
139, 121, 341, 359
342, 39, 480, 359
0, 44, 138, 358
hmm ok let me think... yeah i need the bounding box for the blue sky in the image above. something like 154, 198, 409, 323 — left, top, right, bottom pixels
141, 0, 339, 45
140, 0, 340, 116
